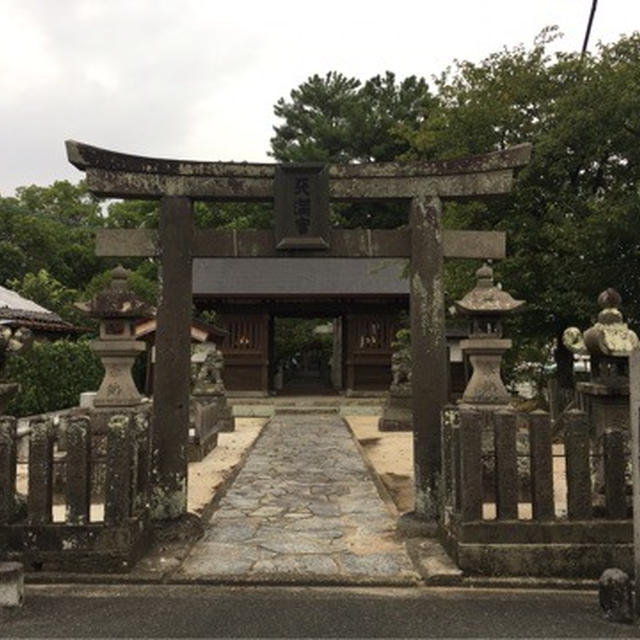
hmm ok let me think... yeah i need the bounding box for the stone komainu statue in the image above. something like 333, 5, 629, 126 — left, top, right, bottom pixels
0, 326, 33, 374
191, 345, 225, 395
390, 345, 411, 394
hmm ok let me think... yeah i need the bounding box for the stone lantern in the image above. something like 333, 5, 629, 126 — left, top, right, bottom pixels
455, 263, 524, 406
76, 266, 153, 408
563, 288, 638, 438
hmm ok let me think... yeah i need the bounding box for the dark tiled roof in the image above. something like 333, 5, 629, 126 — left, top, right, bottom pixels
0, 308, 78, 333
193, 258, 409, 296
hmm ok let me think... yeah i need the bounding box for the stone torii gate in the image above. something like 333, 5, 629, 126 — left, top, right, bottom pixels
66, 140, 531, 524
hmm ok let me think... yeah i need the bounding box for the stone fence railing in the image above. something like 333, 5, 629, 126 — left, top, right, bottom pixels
0, 409, 152, 573
439, 406, 631, 578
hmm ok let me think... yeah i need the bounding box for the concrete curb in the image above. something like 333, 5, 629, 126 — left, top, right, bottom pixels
24, 571, 418, 588
23, 571, 601, 592
166, 573, 419, 588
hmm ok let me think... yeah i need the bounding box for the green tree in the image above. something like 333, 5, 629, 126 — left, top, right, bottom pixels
15, 181, 101, 226
0, 181, 103, 291
271, 71, 433, 163
271, 71, 434, 228
0, 180, 163, 327
405, 28, 640, 383
8, 269, 81, 325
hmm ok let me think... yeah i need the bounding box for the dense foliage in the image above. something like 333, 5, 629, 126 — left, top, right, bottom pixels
0, 180, 158, 322
5, 340, 104, 416
273, 318, 333, 372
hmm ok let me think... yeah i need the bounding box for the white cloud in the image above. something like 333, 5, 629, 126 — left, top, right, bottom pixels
0, 4, 60, 104
1, 0, 638, 195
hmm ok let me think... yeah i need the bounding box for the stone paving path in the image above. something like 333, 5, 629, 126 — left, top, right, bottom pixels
178, 412, 417, 584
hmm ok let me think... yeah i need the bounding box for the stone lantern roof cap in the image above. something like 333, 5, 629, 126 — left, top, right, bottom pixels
454, 262, 525, 316
75, 265, 154, 319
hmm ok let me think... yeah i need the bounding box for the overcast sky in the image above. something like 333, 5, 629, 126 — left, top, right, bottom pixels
1, 0, 638, 196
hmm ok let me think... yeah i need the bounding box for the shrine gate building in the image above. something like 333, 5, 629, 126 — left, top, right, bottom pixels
194, 256, 467, 395
194, 257, 405, 393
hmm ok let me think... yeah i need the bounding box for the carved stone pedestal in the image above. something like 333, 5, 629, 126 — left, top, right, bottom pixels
459, 338, 512, 406
379, 345, 412, 432
91, 340, 146, 408
192, 392, 233, 432
577, 381, 629, 440
577, 380, 629, 495
379, 389, 412, 432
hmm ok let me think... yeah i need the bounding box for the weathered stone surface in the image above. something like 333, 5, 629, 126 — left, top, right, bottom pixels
178, 414, 416, 583
96, 228, 507, 259
565, 409, 592, 520
379, 346, 412, 432
0, 562, 24, 608
599, 568, 633, 623
3, 521, 150, 573
528, 410, 554, 521
67, 140, 531, 180
410, 194, 447, 522
67, 140, 530, 201
257, 533, 335, 555
181, 542, 274, 575
253, 555, 338, 575
151, 196, 193, 520
339, 552, 414, 577
203, 520, 258, 542
0, 417, 16, 525
27, 418, 54, 525
64, 416, 91, 525
104, 414, 133, 526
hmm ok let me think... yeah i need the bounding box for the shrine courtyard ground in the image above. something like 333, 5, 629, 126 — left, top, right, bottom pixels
4, 400, 634, 637
18, 399, 581, 585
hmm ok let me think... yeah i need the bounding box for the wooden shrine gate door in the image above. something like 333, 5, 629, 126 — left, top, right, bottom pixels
219, 313, 269, 392
66, 140, 531, 527
345, 313, 399, 392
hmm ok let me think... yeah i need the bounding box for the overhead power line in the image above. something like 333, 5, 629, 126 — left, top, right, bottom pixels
581, 0, 599, 57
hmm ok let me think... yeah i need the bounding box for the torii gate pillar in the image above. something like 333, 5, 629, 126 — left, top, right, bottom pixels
153, 196, 193, 518
409, 195, 447, 524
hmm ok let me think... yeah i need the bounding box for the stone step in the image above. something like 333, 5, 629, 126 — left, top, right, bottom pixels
227, 395, 385, 407
274, 406, 340, 415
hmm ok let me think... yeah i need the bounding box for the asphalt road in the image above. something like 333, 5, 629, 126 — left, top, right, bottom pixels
1, 584, 638, 638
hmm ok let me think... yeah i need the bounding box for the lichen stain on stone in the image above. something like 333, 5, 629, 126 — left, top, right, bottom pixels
149, 475, 187, 520
414, 195, 442, 239
430, 274, 445, 346
108, 415, 129, 435
414, 484, 439, 520
441, 407, 460, 431
412, 272, 444, 347
62, 538, 77, 551
412, 273, 430, 338
595, 320, 639, 354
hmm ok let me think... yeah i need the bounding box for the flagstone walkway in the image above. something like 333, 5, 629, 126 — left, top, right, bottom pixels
178, 412, 418, 584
